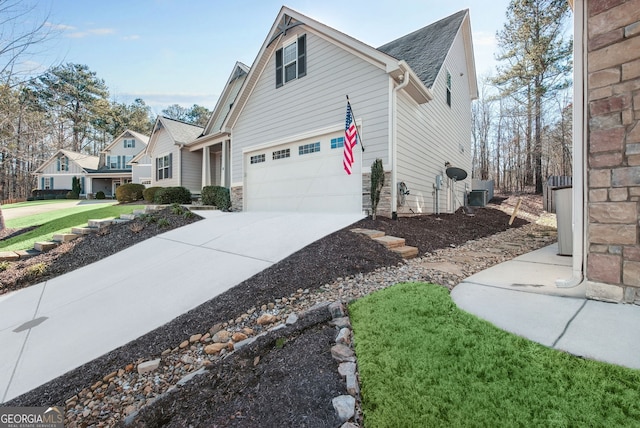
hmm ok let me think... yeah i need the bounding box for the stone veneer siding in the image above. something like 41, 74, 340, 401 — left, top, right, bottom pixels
362, 171, 392, 218
230, 186, 244, 212
586, 0, 640, 303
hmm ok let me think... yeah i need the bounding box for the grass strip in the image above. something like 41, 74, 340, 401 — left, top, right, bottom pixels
349, 282, 640, 427
1, 205, 143, 251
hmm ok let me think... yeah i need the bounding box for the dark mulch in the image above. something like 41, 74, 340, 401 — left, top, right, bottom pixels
124, 308, 343, 428
7, 206, 533, 426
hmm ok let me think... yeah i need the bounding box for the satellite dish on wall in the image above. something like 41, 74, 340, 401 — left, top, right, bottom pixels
446, 167, 467, 181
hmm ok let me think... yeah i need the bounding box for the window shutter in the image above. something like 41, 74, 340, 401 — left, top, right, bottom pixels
297, 34, 306, 78
107, 155, 111, 169
156, 158, 159, 180
124, 140, 126, 148
168, 153, 173, 179
132, 140, 135, 148
41, 177, 44, 189
50, 177, 54, 188
275, 48, 283, 88
80, 177, 85, 193
56, 158, 60, 171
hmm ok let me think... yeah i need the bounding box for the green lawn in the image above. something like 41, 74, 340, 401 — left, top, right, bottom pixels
1, 204, 143, 251
1, 199, 78, 210
349, 282, 640, 427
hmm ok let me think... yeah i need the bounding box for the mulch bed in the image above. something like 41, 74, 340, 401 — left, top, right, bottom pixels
7, 206, 531, 426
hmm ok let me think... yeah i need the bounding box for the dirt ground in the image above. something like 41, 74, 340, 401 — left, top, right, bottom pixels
4, 194, 548, 427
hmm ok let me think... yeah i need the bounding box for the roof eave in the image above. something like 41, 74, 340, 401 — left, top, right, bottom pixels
397, 61, 434, 104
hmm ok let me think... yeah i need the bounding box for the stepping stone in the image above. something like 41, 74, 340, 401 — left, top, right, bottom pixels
120, 213, 136, 220
111, 218, 130, 224
52, 233, 79, 243
0, 251, 20, 261
15, 249, 41, 259
351, 228, 385, 238
391, 245, 419, 259
34, 241, 58, 252
71, 226, 98, 235
88, 219, 114, 228
373, 235, 405, 249
132, 209, 146, 216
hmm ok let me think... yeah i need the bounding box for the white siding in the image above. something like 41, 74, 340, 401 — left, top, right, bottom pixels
396, 30, 473, 214
40, 159, 85, 175
150, 128, 181, 188
232, 28, 390, 184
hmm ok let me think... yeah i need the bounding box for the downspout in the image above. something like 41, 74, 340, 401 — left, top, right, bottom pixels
391, 70, 410, 219
556, 0, 586, 288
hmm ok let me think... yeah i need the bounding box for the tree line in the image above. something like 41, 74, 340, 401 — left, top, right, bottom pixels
471, 0, 572, 194
0, 62, 212, 202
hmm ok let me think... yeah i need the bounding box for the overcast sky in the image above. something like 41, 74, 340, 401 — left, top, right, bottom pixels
21, 0, 515, 114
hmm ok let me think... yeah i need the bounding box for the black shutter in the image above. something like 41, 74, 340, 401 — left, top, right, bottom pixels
297, 34, 306, 78
155, 158, 159, 180
275, 48, 283, 88
168, 153, 173, 179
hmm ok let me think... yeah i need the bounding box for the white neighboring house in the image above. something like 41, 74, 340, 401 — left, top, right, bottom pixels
34, 129, 150, 198
220, 7, 477, 216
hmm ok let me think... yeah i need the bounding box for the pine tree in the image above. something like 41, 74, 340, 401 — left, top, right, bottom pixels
493, 0, 572, 193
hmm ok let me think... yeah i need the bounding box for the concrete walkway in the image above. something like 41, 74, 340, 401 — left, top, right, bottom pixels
0, 210, 363, 403
452, 243, 640, 370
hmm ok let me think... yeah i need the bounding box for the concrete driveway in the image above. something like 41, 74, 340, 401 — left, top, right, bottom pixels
0, 210, 363, 403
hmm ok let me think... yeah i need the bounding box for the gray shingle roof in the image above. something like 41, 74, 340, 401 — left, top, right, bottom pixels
160, 116, 204, 144
377, 9, 467, 89
59, 149, 99, 171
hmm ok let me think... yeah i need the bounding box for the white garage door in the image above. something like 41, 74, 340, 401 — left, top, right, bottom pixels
245, 132, 362, 212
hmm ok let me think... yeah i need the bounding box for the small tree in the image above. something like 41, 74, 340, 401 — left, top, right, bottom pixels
370, 158, 384, 220
71, 176, 81, 198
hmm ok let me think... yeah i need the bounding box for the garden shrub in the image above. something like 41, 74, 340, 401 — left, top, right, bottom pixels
96, 191, 106, 200
201, 185, 231, 211
153, 186, 192, 204
143, 186, 162, 203
66, 191, 79, 199
116, 183, 145, 203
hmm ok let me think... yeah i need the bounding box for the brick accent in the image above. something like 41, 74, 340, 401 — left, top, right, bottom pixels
589, 224, 637, 245
608, 187, 629, 201
588, 0, 640, 38
589, 169, 611, 187
362, 171, 392, 218
590, 0, 626, 17
230, 186, 243, 212
589, 202, 637, 223
622, 58, 640, 80
624, 261, 640, 286
588, 68, 621, 88
588, 36, 640, 72
589, 127, 626, 152
625, 246, 640, 261
589, 151, 624, 167
589, 189, 609, 202
611, 166, 640, 186
588, 253, 622, 284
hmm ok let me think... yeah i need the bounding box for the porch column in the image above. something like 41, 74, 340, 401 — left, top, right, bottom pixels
221, 140, 228, 187
202, 146, 211, 187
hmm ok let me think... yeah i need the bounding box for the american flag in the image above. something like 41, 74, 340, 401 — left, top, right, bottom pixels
344, 101, 358, 175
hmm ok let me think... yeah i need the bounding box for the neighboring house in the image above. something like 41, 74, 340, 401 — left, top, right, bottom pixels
221, 7, 477, 215
33, 129, 149, 197
563, 1, 640, 303
146, 116, 204, 194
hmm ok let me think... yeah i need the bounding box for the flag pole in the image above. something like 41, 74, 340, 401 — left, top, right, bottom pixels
346, 95, 365, 152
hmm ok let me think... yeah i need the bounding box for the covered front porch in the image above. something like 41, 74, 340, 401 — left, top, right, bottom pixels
188, 134, 231, 189
86, 173, 132, 198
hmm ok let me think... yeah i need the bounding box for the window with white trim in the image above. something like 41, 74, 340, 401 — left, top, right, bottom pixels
331, 137, 344, 149
125, 155, 133, 169
272, 148, 290, 160
299, 142, 320, 155
44, 177, 51, 189
141, 179, 152, 186
124, 139, 136, 148
58, 155, 68, 171
251, 154, 266, 164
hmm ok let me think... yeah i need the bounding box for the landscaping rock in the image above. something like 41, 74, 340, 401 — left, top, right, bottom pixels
346, 373, 359, 396
204, 343, 227, 355
338, 362, 356, 378
137, 359, 160, 375
286, 313, 298, 325
330, 317, 351, 329
329, 301, 346, 318
257, 313, 277, 325
212, 330, 231, 343
331, 344, 355, 362
332, 395, 355, 423
336, 327, 351, 345
231, 332, 248, 342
